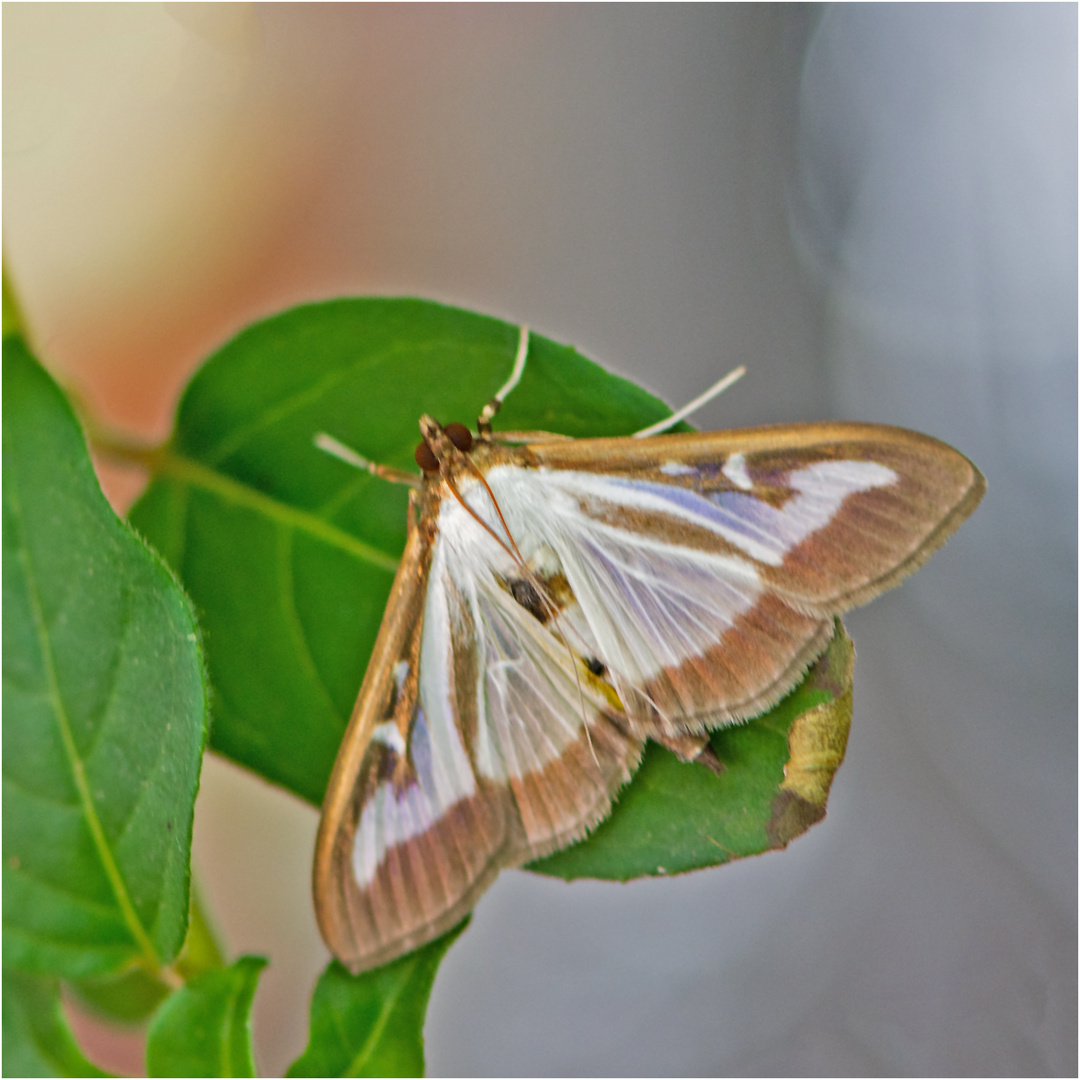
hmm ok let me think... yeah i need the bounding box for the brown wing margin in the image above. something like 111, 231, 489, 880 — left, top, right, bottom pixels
313, 505, 514, 973
313, 506, 429, 970
752, 428, 985, 611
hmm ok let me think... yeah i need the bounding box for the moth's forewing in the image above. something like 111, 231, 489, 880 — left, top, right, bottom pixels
434, 450, 645, 859
529, 423, 985, 608
518, 422, 984, 732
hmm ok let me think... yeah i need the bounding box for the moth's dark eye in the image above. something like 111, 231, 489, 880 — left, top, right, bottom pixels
584, 656, 606, 677
415, 441, 439, 473
444, 423, 474, 452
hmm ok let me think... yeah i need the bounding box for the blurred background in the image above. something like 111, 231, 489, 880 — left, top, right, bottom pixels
4, 4, 1075, 1075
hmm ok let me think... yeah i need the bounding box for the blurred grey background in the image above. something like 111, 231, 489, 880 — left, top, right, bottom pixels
5, 4, 1076, 1075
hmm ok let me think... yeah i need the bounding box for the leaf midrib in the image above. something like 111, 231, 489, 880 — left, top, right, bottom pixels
343, 957, 418, 1078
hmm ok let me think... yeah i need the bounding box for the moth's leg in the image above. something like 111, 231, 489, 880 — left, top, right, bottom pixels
314, 433, 422, 488
656, 732, 726, 777
478, 325, 530, 435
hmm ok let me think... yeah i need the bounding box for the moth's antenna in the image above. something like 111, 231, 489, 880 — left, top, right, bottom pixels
314, 432, 422, 488
632, 365, 747, 439
478, 325, 529, 436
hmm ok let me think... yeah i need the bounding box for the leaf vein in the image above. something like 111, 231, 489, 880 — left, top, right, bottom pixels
3, 864, 135, 919
73, 583, 137, 768
153, 450, 399, 574
344, 956, 419, 1077
200, 341, 431, 464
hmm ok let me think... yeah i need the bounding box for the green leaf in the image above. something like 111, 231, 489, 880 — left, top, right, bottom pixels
2, 967, 110, 1077
531, 620, 854, 879
3, 339, 209, 980
130, 299, 677, 806
145, 955, 266, 1078
287, 921, 466, 1078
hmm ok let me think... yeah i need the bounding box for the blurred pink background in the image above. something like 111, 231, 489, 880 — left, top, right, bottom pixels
5, 5, 1075, 1076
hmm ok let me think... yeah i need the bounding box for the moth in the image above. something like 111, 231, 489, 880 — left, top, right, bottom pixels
312, 328, 984, 974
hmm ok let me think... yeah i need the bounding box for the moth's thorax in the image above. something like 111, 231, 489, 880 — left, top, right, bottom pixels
426, 447, 528, 537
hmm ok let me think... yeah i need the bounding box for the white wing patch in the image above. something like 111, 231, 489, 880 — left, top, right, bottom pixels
548, 523, 762, 685
519, 460, 896, 567
454, 466, 762, 688
470, 584, 597, 782
433, 499, 612, 783
722, 452, 753, 490
370, 721, 406, 755
352, 692, 477, 887
660, 461, 695, 477
351, 565, 478, 889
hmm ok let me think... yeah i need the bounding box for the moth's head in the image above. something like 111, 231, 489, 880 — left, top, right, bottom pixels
415, 415, 474, 474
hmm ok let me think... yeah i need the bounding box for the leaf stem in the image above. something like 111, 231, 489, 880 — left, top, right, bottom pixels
175, 874, 227, 981
86, 424, 401, 574
89, 433, 165, 472
2, 259, 28, 339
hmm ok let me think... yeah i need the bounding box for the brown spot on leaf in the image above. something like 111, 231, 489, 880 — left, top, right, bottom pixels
767, 620, 854, 849
767, 789, 826, 848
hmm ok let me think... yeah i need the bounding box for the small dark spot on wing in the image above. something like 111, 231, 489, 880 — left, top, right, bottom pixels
508, 577, 550, 623
374, 744, 397, 783
384, 681, 399, 719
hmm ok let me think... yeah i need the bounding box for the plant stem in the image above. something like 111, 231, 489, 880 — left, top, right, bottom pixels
175, 874, 227, 981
